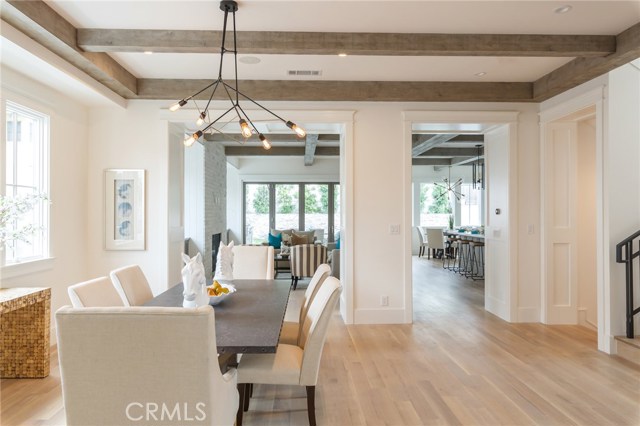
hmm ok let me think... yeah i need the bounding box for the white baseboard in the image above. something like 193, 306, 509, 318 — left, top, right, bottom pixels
517, 307, 540, 322
354, 308, 408, 324
577, 308, 597, 331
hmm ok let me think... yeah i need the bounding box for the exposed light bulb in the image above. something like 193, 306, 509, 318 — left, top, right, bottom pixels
196, 111, 206, 126
239, 119, 252, 138
259, 134, 271, 150
170, 99, 187, 112
184, 130, 203, 147
286, 121, 306, 138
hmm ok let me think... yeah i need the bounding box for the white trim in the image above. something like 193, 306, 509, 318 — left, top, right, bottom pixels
517, 307, 540, 322
538, 87, 609, 353
340, 120, 354, 324
239, 175, 338, 183
1, 256, 55, 280
539, 86, 606, 123
403, 111, 520, 124
403, 110, 520, 324
403, 119, 413, 323
354, 308, 406, 324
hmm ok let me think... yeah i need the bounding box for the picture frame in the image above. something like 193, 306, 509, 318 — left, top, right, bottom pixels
104, 169, 145, 250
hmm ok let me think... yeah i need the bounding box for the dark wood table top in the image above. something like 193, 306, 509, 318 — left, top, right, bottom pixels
144, 279, 291, 354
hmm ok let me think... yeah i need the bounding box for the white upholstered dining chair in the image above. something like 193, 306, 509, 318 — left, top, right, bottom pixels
415, 226, 428, 257
236, 276, 342, 426
109, 264, 154, 306
279, 263, 331, 346
56, 305, 238, 426
67, 276, 124, 308
425, 227, 447, 260
232, 245, 275, 279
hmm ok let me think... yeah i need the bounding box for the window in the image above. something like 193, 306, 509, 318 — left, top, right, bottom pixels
2, 101, 50, 265
243, 182, 340, 244
244, 184, 270, 245
460, 183, 483, 226
418, 183, 451, 227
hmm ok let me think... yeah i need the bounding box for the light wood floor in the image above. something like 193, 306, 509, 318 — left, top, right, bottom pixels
2, 258, 639, 425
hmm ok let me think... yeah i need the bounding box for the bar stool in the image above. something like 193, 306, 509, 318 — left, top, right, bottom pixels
456, 240, 472, 275
444, 237, 458, 270
468, 241, 485, 280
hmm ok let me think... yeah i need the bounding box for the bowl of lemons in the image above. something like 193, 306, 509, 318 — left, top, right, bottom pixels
206, 280, 236, 305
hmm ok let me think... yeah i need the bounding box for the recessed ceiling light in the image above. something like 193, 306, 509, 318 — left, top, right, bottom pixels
144, 51, 153, 55
475, 71, 487, 77
239, 56, 261, 64
338, 53, 348, 57
554, 5, 572, 14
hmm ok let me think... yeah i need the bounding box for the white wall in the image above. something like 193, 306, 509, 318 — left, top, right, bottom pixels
539, 62, 640, 351
226, 162, 241, 244
184, 142, 205, 255
606, 64, 640, 338
577, 118, 597, 329
87, 102, 171, 296
1, 66, 89, 333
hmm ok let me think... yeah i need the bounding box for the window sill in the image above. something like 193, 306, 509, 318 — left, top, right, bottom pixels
1, 257, 56, 280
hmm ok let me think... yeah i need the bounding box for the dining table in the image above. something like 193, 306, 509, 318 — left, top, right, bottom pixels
144, 279, 291, 367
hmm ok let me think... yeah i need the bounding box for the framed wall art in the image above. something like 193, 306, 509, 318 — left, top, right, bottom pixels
104, 169, 145, 250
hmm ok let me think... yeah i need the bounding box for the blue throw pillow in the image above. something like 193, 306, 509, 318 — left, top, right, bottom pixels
268, 232, 282, 249
335, 238, 340, 249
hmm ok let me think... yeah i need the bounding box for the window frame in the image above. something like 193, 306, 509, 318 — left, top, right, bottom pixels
1, 95, 51, 270
242, 181, 340, 244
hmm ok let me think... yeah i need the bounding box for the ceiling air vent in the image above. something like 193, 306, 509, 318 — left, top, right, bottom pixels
287, 70, 322, 76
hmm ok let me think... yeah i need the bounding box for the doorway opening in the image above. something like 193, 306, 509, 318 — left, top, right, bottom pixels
541, 105, 598, 336
406, 112, 518, 323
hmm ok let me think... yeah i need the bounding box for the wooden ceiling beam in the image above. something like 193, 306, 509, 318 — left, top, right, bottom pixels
139, 79, 533, 102
416, 147, 482, 157
304, 134, 320, 166
412, 158, 452, 166
224, 146, 339, 156
412, 134, 485, 144
533, 22, 640, 101
412, 134, 458, 156
77, 29, 614, 57
1, 0, 137, 98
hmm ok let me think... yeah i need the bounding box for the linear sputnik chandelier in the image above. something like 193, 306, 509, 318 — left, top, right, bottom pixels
169, 0, 306, 150
434, 166, 464, 201
472, 144, 485, 190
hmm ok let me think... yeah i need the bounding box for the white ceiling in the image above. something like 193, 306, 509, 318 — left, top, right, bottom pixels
45, 1, 640, 34
43, 1, 640, 84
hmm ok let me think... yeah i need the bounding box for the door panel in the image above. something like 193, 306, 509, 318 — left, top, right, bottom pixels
484, 125, 512, 320
543, 122, 578, 323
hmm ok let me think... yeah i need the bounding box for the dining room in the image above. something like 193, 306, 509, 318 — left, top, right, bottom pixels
2, 0, 640, 425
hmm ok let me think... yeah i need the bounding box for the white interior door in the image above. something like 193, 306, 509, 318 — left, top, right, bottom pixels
484, 124, 514, 321
542, 122, 578, 323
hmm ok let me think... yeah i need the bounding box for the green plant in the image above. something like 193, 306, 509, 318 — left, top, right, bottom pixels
428, 185, 452, 214
448, 214, 454, 230
0, 193, 47, 247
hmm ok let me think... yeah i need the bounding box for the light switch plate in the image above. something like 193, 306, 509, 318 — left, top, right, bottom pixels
389, 224, 400, 234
